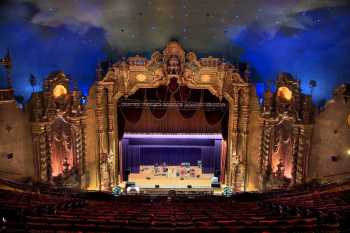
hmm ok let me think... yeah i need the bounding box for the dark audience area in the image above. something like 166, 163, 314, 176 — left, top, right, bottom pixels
1, 181, 350, 233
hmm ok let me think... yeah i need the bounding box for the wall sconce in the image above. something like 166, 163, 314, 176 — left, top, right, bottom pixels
346, 149, 350, 156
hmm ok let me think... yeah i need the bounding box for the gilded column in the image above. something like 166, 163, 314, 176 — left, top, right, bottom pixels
295, 125, 313, 183
31, 123, 49, 182
258, 119, 274, 191
96, 84, 105, 189
106, 86, 117, 187
291, 126, 300, 185
239, 87, 250, 191
80, 115, 87, 174
228, 87, 239, 187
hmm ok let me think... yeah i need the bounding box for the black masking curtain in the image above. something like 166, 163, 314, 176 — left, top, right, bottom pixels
203, 89, 226, 125
118, 89, 145, 123
117, 107, 125, 140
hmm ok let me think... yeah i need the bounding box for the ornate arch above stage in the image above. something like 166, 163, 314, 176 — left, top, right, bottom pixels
95, 41, 251, 191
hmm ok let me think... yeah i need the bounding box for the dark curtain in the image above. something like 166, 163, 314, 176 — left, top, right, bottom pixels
221, 107, 229, 140
117, 107, 125, 140
118, 89, 145, 123
203, 89, 227, 125
147, 86, 170, 119
174, 87, 202, 119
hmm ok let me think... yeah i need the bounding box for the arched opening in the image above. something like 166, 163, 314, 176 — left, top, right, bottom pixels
115, 84, 229, 188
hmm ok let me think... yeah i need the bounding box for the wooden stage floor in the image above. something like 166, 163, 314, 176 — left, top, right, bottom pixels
128, 165, 214, 189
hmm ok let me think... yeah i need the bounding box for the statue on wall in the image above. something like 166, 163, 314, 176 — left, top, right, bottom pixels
147, 51, 162, 71
50, 117, 73, 177
271, 121, 294, 180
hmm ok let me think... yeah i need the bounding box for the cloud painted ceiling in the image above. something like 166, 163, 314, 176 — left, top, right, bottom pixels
0, 0, 349, 103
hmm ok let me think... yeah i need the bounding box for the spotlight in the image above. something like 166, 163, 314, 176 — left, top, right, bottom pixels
346, 149, 350, 156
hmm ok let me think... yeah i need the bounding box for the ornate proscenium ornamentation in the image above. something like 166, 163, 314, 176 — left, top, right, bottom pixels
95, 41, 251, 191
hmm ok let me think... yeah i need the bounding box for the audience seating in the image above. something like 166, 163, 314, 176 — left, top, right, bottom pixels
1, 182, 349, 233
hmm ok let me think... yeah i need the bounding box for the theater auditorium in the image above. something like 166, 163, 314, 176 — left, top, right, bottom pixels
1, 1, 350, 232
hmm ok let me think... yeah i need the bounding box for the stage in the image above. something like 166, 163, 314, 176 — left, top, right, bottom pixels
128, 165, 214, 189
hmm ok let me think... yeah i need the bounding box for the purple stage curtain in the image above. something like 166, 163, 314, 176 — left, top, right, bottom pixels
140, 147, 202, 166
201, 139, 221, 173
122, 139, 141, 173
121, 138, 221, 179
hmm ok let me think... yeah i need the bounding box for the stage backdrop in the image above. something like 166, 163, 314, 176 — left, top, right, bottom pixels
121, 135, 221, 181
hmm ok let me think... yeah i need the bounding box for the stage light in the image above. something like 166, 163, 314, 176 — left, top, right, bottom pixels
123, 133, 223, 139
346, 149, 350, 156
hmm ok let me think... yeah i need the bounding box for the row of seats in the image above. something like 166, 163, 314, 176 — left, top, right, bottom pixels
20, 196, 334, 232
260, 188, 350, 231
1, 183, 350, 233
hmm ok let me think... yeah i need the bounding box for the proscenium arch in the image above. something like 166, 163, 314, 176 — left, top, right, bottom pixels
95, 42, 251, 191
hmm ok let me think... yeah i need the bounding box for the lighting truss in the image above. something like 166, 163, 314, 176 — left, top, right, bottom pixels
118, 101, 227, 111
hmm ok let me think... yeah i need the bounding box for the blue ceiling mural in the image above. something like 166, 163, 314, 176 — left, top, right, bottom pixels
0, 0, 349, 104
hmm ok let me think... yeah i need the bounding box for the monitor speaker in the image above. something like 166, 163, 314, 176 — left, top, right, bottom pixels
155, 184, 160, 188
124, 169, 131, 181
187, 185, 192, 189
126, 182, 135, 188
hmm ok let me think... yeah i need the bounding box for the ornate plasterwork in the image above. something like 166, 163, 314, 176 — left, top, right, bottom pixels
95, 41, 251, 191
259, 73, 314, 190
29, 72, 87, 188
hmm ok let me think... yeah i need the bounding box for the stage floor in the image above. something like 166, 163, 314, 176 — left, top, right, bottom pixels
128, 165, 214, 189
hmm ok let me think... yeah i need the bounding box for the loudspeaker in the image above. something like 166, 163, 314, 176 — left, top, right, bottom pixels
126, 182, 135, 188
124, 169, 131, 181
187, 185, 192, 189
155, 184, 160, 188
211, 183, 220, 188
215, 170, 221, 177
